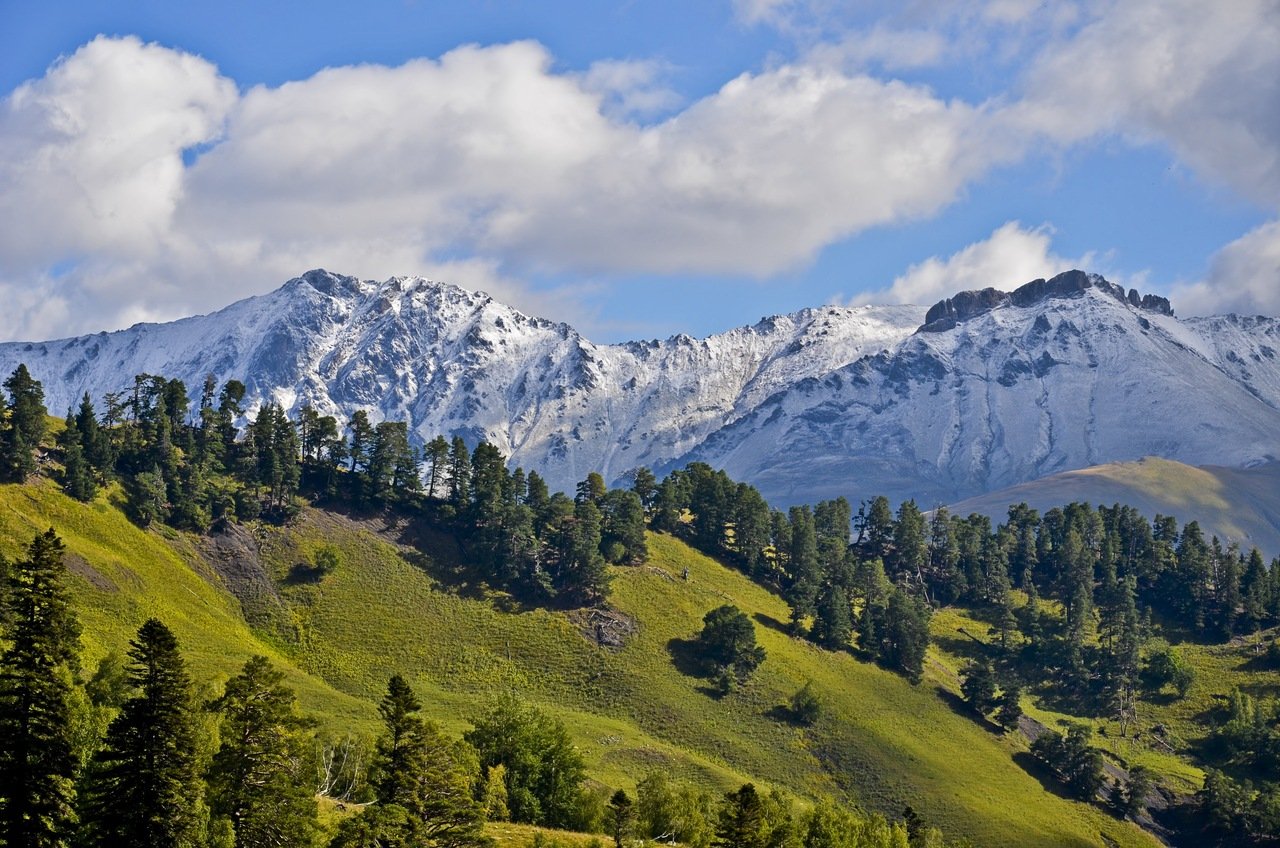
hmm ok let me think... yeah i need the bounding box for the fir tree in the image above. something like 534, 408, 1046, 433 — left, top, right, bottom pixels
337, 675, 487, 847
607, 789, 634, 848
1, 364, 47, 481
0, 529, 81, 848
960, 660, 998, 715
995, 684, 1023, 731
206, 656, 319, 848
713, 784, 766, 848
78, 619, 205, 848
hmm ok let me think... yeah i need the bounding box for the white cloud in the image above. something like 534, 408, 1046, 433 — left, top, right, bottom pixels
1015, 0, 1280, 203
0, 36, 1023, 340
850, 221, 1093, 306
0, 36, 236, 273
1171, 220, 1280, 317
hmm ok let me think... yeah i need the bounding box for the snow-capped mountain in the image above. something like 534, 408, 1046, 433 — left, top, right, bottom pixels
2, 269, 1278, 507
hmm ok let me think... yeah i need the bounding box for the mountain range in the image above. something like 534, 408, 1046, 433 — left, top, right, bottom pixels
3, 268, 1278, 515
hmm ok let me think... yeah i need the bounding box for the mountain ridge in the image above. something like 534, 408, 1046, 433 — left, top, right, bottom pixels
3, 268, 1278, 508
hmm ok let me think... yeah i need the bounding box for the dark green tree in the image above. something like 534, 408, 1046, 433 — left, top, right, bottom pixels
713, 783, 766, 848
0, 529, 81, 848
206, 656, 318, 848
960, 660, 998, 715
607, 789, 634, 848
1, 364, 47, 481
996, 684, 1023, 731
78, 619, 205, 848
464, 693, 587, 830
695, 605, 766, 684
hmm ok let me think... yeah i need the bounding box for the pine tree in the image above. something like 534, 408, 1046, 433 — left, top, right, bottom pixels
995, 684, 1023, 731
206, 656, 318, 848
607, 789, 634, 848
714, 784, 766, 848
337, 675, 488, 848
0, 529, 81, 848
960, 660, 998, 715
78, 619, 205, 848
1, 364, 47, 481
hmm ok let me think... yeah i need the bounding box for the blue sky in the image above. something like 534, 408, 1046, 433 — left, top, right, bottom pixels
0, 0, 1277, 342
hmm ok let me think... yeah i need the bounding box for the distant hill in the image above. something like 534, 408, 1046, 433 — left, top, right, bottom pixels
947, 457, 1280, 558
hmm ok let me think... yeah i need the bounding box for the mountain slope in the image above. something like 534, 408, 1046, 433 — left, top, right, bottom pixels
946, 457, 1280, 558
2, 479, 1157, 847
2, 269, 1278, 507
0, 269, 922, 496
680, 273, 1280, 505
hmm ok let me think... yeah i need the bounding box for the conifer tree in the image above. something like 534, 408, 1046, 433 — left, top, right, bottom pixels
1, 364, 47, 481
607, 789, 634, 848
996, 684, 1023, 730
0, 529, 81, 848
714, 784, 766, 848
207, 656, 319, 848
960, 660, 998, 715
78, 618, 205, 848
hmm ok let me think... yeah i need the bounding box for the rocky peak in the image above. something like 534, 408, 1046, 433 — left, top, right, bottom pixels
920, 270, 1174, 332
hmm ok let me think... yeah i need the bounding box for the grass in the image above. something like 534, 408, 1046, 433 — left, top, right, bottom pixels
0, 482, 1163, 847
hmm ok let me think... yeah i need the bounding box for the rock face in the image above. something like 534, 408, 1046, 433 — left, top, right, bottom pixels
923, 270, 1174, 331
1, 268, 1277, 507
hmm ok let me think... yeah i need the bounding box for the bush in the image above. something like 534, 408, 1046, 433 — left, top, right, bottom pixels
789, 682, 821, 726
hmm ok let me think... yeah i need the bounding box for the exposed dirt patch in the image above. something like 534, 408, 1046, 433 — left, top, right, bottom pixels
64, 553, 117, 593
194, 521, 288, 633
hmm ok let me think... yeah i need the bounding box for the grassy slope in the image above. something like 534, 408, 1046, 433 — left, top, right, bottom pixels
948, 457, 1280, 559
0, 481, 1159, 846
254, 510, 1156, 848
0, 480, 373, 732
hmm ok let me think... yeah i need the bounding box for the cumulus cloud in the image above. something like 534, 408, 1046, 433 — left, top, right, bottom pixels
1015, 0, 1280, 203
850, 221, 1093, 306
0, 36, 236, 273
0, 35, 1023, 340
2, 0, 1279, 340
1171, 220, 1280, 317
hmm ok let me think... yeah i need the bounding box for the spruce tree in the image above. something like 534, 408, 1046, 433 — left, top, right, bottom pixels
78, 618, 205, 848
336, 675, 487, 847
207, 656, 318, 848
0, 529, 81, 848
1, 364, 47, 481
713, 784, 766, 848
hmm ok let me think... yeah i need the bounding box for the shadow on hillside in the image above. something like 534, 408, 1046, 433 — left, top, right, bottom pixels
934, 687, 1004, 734
933, 631, 990, 665
666, 636, 707, 678
1012, 751, 1075, 802
753, 612, 791, 635
666, 636, 726, 698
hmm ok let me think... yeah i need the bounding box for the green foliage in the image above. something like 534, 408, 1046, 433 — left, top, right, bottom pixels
0, 528, 80, 848
605, 789, 633, 848
79, 618, 207, 848
959, 661, 997, 716
713, 783, 766, 848
1029, 723, 1104, 801
695, 604, 766, 686
465, 693, 588, 831
789, 681, 822, 726
1142, 643, 1195, 698
207, 655, 320, 848
352, 675, 488, 847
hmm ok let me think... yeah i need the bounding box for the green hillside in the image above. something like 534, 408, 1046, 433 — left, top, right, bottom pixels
0, 479, 1160, 847
948, 457, 1280, 558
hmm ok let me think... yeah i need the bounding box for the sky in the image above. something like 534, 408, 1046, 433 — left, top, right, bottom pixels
0, 0, 1277, 343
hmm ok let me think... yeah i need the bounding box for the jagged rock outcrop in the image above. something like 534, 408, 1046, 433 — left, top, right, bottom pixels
922, 270, 1174, 331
